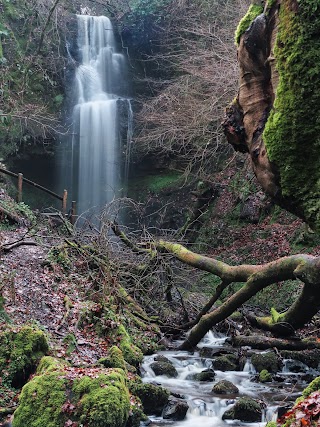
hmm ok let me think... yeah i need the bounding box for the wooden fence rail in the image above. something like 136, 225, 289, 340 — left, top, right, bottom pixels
0, 167, 76, 224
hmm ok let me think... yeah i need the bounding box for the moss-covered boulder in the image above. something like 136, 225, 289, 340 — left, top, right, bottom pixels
12, 357, 136, 427
212, 380, 239, 395
212, 354, 238, 371
222, 397, 262, 422
129, 382, 170, 416
186, 368, 215, 382
0, 324, 49, 388
150, 360, 178, 378
280, 349, 320, 369
259, 369, 272, 383
98, 346, 127, 371
251, 351, 280, 374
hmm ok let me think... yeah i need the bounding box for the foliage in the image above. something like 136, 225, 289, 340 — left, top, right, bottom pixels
235, 3, 264, 45
278, 391, 320, 427
263, 0, 320, 231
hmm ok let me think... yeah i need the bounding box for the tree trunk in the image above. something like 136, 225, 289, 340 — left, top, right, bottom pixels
223, 0, 320, 232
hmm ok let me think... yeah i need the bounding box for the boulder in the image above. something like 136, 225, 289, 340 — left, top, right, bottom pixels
150, 361, 178, 378
212, 354, 238, 371
129, 382, 169, 416
186, 369, 215, 382
212, 380, 239, 395
251, 351, 281, 373
162, 396, 189, 421
222, 397, 263, 422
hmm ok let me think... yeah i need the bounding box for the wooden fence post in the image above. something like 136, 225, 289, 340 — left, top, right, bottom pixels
17, 173, 23, 202
62, 190, 67, 214
71, 201, 76, 225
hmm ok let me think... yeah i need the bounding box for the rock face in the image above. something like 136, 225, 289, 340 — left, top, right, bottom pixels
223, 0, 320, 231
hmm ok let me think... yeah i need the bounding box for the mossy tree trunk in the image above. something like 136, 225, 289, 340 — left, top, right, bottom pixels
223, 0, 320, 231
154, 241, 320, 350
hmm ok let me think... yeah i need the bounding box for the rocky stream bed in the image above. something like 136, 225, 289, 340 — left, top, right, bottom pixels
140, 331, 320, 427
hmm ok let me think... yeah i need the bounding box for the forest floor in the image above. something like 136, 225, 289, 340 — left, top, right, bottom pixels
1, 177, 320, 421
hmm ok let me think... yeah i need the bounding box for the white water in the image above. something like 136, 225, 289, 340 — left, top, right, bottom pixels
66, 15, 132, 218
141, 332, 312, 427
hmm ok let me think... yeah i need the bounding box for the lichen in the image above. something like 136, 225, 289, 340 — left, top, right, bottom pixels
235, 4, 264, 45
263, 0, 320, 231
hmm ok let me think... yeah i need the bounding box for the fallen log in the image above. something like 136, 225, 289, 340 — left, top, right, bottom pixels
231, 335, 320, 351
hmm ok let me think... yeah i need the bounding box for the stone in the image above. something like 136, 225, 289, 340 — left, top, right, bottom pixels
212, 380, 239, 395
162, 397, 189, 421
222, 397, 262, 422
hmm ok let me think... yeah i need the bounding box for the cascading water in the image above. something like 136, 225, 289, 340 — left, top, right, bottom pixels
64, 14, 132, 219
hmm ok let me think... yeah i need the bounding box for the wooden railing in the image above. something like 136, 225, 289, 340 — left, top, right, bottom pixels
0, 167, 77, 224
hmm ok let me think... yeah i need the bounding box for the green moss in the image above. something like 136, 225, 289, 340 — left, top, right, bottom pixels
235, 4, 264, 45
13, 371, 67, 427
13, 364, 133, 427
36, 356, 69, 374
263, 1, 320, 231
259, 369, 272, 383
0, 324, 49, 388
98, 346, 127, 370
117, 325, 143, 367
129, 382, 169, 415
73, 371, 130, 427
301, 376, 320, 398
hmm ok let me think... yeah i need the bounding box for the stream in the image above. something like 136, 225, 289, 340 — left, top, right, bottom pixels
140, 331, 319, 427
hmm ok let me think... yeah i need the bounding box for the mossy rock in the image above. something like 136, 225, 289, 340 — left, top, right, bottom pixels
129, 382, 169, 416
0, 324, 49, 388
13, 358, 134, 427
212, 379, 239, 395
280, 349, 320, 369
150, 360, 178, 378
98, 346, 127, 371
222, 397, 262, 422
117, 325, 143, 367
251, 351, 280, 374
212, 354, 238, 371
259, 369, 272, 383
186, 368, 215, 382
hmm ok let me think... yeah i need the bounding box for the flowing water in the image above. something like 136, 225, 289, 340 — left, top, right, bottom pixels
62, 15, 132, 219
141, 331, 317, 427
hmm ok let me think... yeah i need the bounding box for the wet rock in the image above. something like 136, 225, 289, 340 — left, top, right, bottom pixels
130, 382, 169, 416
212, 354, 238, 371
259, 369, 272, 383
186, 369, 215, 382
251, 351, 281, 373
280, 349, 320, 369
212, 380, 239, 394
162, 396, 189, 421
150, 361, 178, 378
283, 359, 309, 373
222, 397, 263, 422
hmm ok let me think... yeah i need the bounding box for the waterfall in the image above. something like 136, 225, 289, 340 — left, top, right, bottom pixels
65, 15, 132, 220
